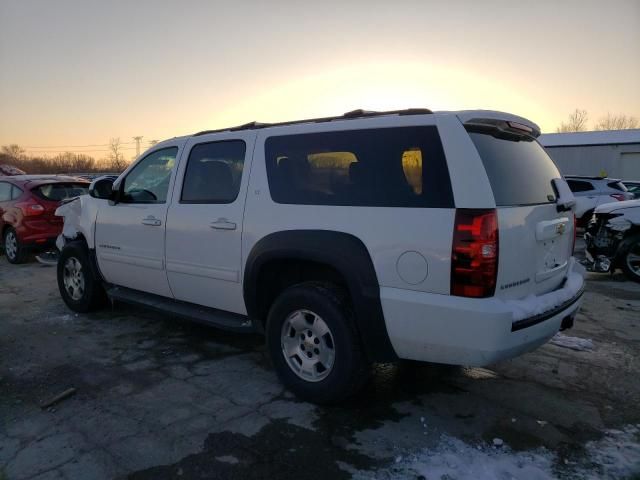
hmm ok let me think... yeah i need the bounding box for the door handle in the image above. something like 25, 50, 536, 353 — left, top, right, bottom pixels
141, 216, 162, 226
210, 218, 237, 230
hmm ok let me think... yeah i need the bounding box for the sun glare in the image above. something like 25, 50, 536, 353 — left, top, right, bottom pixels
206, 61, 551, 130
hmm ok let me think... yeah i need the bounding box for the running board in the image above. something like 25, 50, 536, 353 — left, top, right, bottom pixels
105, 285, 257, 333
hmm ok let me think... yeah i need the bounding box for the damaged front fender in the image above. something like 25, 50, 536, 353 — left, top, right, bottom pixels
54, 195, 101, 251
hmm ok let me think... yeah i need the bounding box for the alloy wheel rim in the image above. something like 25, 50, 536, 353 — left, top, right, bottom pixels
280, 309, 335, 382
63, 257, 85, 301
5, 231, 17, 259
627, 242, 640, 276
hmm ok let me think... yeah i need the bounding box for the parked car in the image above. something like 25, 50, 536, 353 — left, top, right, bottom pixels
0, 175, 89, 263
584, 199, 640, 282
55, 109, 584, 403
0, 164, 26, 176
622, 180, 640, 198
564, 175, 634, 226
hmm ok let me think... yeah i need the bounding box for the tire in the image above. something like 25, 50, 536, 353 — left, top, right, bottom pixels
3, 227, 27, 264
620, 234, 640, 283
57, 242, 107, 312
266, 281, 370, 404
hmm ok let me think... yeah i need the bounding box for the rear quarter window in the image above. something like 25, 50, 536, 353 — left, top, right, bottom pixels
0, 182, 11, 202
265, 126, 453, 208
32, 183, 89, 201
468, 131, 560, 206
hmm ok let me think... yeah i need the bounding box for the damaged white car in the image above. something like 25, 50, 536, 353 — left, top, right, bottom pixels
53, 109, 586, 403
584, 199, 640, 282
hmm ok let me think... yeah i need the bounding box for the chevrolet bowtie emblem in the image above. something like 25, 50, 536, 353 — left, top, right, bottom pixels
556, 223, 566, 235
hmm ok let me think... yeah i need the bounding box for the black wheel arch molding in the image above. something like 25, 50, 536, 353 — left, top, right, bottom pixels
243, 229, 398, 362
62, 236, 105, 284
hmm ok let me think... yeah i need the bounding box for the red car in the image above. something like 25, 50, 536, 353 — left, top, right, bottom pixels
0, 175, 90, 263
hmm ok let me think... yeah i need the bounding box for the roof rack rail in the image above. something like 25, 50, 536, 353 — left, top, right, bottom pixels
193, 107, 433, 136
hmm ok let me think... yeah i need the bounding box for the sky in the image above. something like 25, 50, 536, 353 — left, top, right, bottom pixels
1, 0, 639, 159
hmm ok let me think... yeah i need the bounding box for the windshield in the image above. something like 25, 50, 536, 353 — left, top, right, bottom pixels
467, 130, 561, 206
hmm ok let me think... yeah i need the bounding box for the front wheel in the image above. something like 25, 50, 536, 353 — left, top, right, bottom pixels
620, 234, 640, 283
57, 242, 106, 312
266, 282, 370, 404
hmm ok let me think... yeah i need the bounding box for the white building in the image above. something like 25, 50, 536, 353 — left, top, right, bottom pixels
539, 129, 640, 179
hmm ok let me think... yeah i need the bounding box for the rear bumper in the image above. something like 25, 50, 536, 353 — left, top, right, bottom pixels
381, 263, 585, 366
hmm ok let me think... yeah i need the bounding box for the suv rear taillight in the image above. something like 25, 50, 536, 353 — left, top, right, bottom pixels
610, 193, 626, 201
451, 209, 498, 298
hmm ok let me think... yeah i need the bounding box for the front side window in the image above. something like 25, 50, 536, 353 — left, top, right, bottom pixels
265, 126, 453, 208
181, 140, 246, 204
121, 147, 178, 204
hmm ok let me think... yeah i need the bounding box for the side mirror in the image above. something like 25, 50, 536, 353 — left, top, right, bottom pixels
89, 176, 116, 200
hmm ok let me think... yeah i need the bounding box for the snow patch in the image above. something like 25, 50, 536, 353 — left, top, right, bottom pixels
368, 434, 556, 480
584, 425, 640, 478
503, 259, 585, 322
215, 455, 239, 465
549, 333, 594, 352
364, 425, 640, 480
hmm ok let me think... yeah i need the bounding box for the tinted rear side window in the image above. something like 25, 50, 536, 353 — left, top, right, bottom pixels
468, 131, 560, 206
32, 183, 89, 201
566, 179, 595, 192
265, 126, 453, 208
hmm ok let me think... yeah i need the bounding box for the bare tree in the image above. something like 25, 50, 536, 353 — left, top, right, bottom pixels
556, 109, 589, 133
1, 144, 26, 159
108, 137, 128, 172
594, 113, 639, 131
48, 152, 96, 173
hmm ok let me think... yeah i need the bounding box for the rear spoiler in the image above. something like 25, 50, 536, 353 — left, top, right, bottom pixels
456, 111, 541, 139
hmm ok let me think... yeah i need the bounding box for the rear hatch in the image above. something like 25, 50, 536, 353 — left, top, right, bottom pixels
30, 182, 89, 225
466, 121, 573, 300
606, 180, 634, 202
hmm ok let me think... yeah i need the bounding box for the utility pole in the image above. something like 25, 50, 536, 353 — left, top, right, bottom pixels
132, 136, 143, 158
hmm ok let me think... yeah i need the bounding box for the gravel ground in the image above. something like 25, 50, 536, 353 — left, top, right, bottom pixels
1, 242, 639, 479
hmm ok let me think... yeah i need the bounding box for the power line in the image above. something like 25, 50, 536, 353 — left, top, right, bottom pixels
23, 147, 138, 154
24, 142, 136, 149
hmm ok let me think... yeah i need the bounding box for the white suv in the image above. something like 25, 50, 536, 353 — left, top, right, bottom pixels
55, 109, 585, 403
565, 176, 634, 226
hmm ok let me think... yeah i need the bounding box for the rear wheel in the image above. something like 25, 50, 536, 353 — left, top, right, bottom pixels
57, 242, 106, 312
3, 227, 27, 264
266, 282, 370, 404
620, 234, 640, 283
